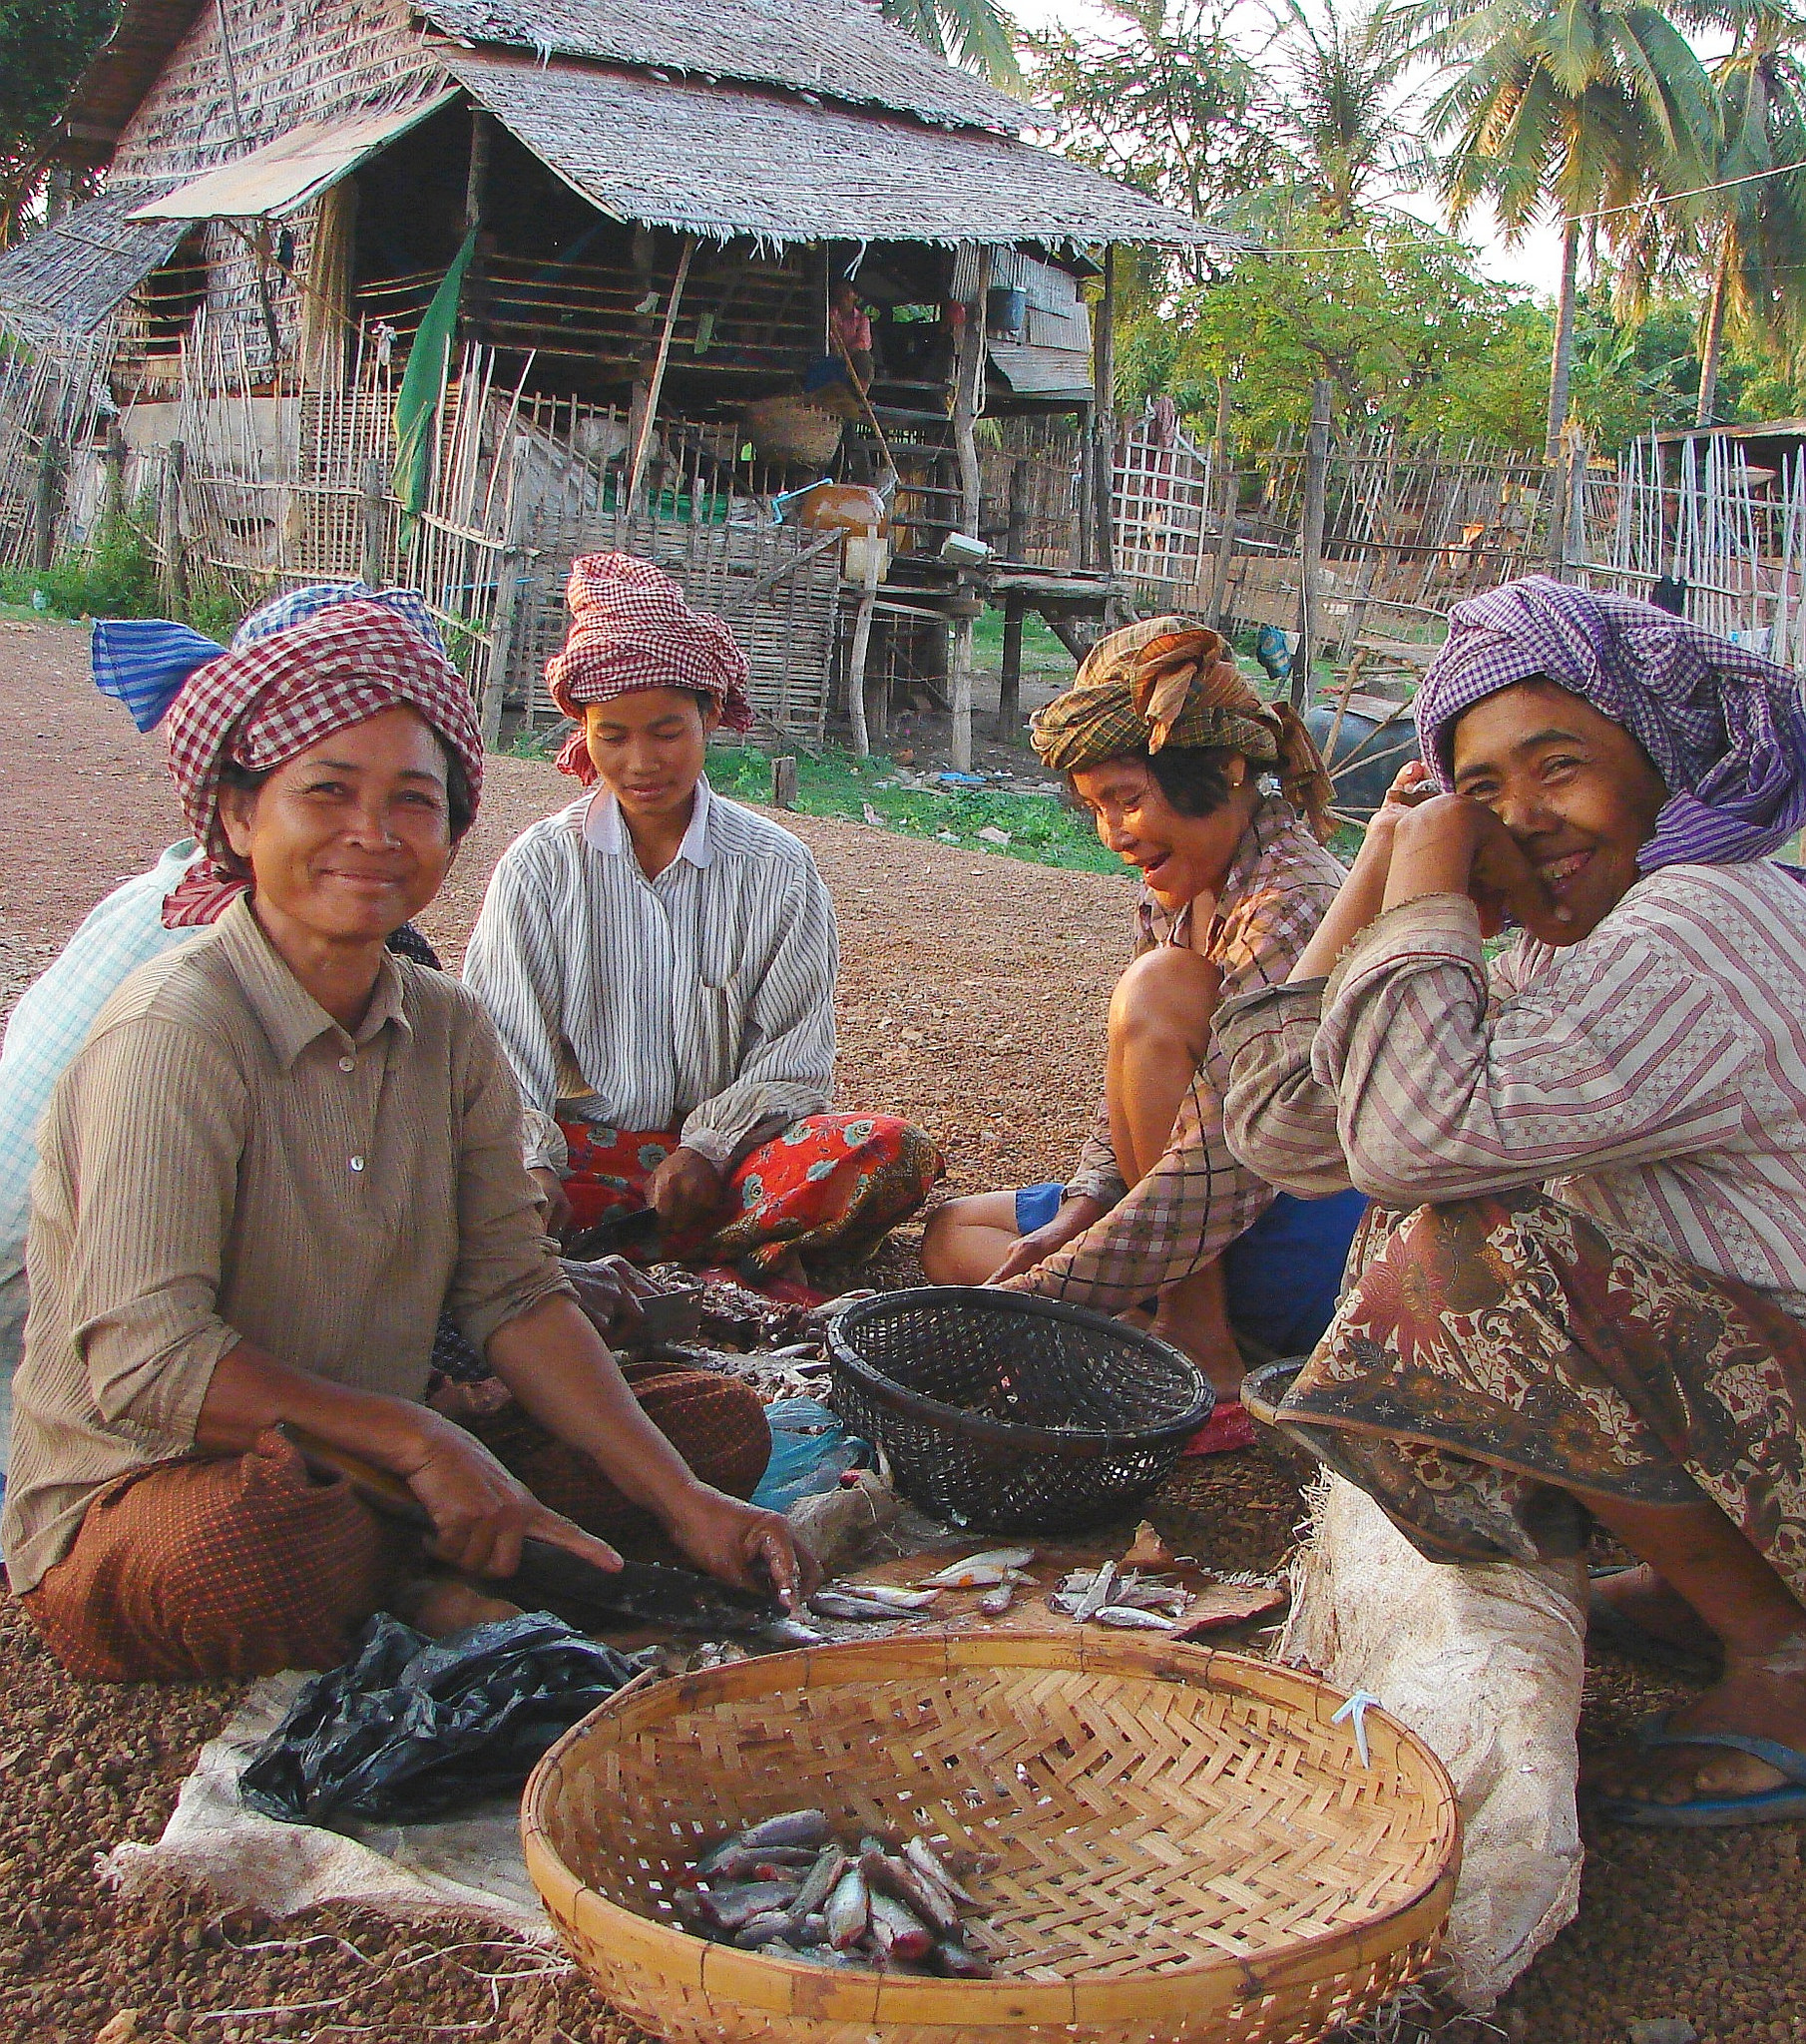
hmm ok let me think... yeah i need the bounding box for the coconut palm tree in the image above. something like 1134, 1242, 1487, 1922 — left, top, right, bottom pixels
1261, 0, 1429, 230
1392, 0, 1716, 454
1694, 22, 1806, 422
880, 0, 1022, 88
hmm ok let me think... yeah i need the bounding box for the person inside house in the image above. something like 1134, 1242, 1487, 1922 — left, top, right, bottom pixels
463, 552, 941, 1282
920, 619, 1366, 1451
1, 594, 811, 1683
1219, 576, 1806, 1825
0, 586, 658, 1494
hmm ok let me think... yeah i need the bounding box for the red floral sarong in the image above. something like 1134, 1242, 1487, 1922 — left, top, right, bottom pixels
558, 1113, 942, 1278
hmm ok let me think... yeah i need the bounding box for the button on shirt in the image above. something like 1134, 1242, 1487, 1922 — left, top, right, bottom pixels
1, 894, 570, 1594
463, 778, 839, 1173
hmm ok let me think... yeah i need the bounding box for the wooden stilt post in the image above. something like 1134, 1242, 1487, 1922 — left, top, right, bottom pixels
997, 594, 1024, 737
360, 456, 387, 589
33, 434, 62, 572
159, 438, 188, 610
949, 245, 991, 773
771, 755, 798, 808
846, 543, 881, 758
480, 435, 531, 750
627, 235, 695, 508
1293, 378, 1332, 710
1091, 246, 1117, 577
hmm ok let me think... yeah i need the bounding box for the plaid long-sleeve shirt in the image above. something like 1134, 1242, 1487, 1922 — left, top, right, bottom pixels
1004, 797, 1344, 1312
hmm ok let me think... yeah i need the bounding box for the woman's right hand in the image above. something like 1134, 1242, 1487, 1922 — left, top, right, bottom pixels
985, 1196, 1106, 1284
395, 1411, 622, 1582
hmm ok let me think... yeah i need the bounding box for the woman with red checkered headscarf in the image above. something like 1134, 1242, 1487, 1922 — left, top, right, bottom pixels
3, 592, 812, 1684
464, 553, 941, 1281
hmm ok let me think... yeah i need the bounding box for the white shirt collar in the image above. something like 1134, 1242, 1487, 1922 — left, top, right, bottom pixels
582, 774, 716, 868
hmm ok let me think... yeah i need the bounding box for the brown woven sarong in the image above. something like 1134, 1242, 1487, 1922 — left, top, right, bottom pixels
20, 1361, 770, 1683
1278, 1190, 1806, 1599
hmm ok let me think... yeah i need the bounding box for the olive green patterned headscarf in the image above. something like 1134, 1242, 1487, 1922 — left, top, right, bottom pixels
1030, 618, 1335, 840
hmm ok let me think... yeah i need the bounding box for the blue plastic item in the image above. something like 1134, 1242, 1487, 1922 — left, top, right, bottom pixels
751, 1396, 870, 1513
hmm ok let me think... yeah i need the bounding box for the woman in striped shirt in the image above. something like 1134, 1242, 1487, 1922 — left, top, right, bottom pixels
1220, 578, 1806, 1827
464, 554, 940, 1280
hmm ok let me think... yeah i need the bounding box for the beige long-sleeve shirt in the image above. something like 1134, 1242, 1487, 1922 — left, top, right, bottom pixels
2, 895, 571, 1594
1218, 864, 1806, 1318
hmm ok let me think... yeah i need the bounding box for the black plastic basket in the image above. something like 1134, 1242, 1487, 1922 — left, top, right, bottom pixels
825, 1286, 1214, 1534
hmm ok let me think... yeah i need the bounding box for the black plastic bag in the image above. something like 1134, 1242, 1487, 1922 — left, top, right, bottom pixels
238, 1609, 637, 1825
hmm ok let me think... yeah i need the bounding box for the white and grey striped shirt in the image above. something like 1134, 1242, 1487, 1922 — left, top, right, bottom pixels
463, 778, 839, 1174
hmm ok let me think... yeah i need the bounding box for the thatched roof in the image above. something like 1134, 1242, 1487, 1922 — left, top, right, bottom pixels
0, 183, 186, 339
447, 53, 1232, 250
422, 0, 1029, 132
57, 1, 209, 166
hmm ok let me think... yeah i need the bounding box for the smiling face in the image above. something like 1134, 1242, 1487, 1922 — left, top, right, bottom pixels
582, 687, 720, 833
217, 705, 457, 947
1070, 752, 1251, 911
1449, 679, 1668, 943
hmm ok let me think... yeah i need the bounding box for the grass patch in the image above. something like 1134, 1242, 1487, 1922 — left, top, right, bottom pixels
969, 604, 1077, 677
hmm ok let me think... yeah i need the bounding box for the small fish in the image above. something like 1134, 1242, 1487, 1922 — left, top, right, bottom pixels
1046, 1591, 1081, 1616
916, 1561, 1007, 1590
833, 1583, 940, 1610
757, 1616, 827, 1648
932, 1935, 995, 1979
963, 1546, 1037, 1569
674, 1889, 715, 1938
794, 1911, 828, 1946
775, 1941, 857, 1968
824, 1864, 869, 1949
1092, 1604, 1177, 1631
701, 1880, 803, 1931
1074, 1560, 1117, 1621
809, 1590, 908, 1622
734, 1909, 796, 1947
695, 1841, 816, 1882
978, 1584, 1014, 1617
786, 1843, 846, 1921
867, 1890, 934, 1960
1109, 1581, 1189, 1615
738, 1808, 835, 1851
859, 1845, 961, 1935
904, 1835, 978, 1909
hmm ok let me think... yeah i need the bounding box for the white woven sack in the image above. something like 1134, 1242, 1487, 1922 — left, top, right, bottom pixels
1279, 1472, 1587, 2011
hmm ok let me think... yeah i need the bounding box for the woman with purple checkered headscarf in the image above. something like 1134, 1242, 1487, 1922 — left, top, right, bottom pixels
1216, 576, 1806, 1829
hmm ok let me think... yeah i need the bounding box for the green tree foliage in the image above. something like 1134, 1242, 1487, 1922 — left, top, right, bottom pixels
880, 0, 1022, 87
0, 0, 115, 243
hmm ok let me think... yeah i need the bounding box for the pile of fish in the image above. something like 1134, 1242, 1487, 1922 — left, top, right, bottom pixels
675, 1808, 994, 1975
806, 1545, 1037, 1625
1047, 1559, 1196, 1632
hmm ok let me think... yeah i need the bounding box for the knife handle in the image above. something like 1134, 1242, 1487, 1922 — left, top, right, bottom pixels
278, 1421, 434, 1529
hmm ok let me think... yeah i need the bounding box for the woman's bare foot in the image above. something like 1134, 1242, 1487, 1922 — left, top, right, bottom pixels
1591, 1563, 1722, 1658
1586, 1654, 1806, 1807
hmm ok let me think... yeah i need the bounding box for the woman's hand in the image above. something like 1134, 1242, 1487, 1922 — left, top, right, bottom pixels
984, 1195, 1106, 1284
396, 1411, 623, 1581
665, 1484, 821, 1609
1386, 793, 1567, 936
647, 1146, 725, 1231
531, 1166, 575, 1238
560, 1254, 669, 1340
1289, 759, 1439, 982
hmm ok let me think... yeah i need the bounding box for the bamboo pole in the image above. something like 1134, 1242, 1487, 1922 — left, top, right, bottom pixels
1091, 246, 1116, 576
1292, 379, 1331, 709
626, 236, 695, 507
949, 246, 991, 773
846, 542, 881, 759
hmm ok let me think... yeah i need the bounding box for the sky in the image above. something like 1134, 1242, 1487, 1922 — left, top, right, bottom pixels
1007, 0, 1571, 299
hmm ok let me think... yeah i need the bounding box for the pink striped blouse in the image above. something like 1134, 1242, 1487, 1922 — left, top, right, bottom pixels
1218, 862, 1806, 1320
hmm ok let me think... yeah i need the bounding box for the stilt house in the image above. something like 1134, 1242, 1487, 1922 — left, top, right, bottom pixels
0, 0, 1226, 743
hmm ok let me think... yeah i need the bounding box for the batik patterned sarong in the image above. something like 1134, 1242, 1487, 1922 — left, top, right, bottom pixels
1278, 1190, 1806, 1600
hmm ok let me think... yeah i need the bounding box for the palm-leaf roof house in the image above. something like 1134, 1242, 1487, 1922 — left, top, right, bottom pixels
0, 0, 1228, 739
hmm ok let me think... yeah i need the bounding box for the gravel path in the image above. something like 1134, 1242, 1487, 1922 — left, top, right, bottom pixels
0, 622, 1785, 2044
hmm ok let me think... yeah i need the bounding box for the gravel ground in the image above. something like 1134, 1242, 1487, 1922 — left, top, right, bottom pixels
0, 621, 1787, 2043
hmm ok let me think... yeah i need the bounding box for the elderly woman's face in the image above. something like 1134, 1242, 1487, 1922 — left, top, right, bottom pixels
1071, 753, 1249, 911
218, 706, 456, 945
1450, 679, 1668, 940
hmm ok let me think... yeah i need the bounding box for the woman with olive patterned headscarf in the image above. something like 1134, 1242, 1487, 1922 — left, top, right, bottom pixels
922, 618, 1364, 1452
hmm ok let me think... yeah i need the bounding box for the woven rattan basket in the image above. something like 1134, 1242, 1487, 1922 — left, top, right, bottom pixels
522, 1633, 1460, 2044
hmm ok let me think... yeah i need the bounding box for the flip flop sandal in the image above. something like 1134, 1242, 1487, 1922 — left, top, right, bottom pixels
1591, 1719, 1806, 1827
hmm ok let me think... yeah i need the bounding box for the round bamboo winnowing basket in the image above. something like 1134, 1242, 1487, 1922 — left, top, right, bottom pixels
521, 1634, 1461, 2044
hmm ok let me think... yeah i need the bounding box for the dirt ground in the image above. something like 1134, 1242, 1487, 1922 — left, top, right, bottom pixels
0, 619, 1792, 2043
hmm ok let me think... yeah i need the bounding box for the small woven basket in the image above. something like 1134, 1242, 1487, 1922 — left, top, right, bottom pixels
522, 1633, 1461, 2044
826, 1286, 1213, 1532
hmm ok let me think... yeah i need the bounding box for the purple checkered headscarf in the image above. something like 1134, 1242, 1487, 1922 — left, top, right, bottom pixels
1416, 576, 1806, 869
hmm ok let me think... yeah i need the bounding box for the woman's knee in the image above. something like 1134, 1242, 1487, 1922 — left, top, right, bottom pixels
1109, 946, 1217, 1047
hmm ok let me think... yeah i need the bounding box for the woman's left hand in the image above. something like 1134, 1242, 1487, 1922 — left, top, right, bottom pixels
666, 1484, 822, 1609
647, 1146, 725, 1231
559, 1254, 669, 1339
1387, 793, 1566, 937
